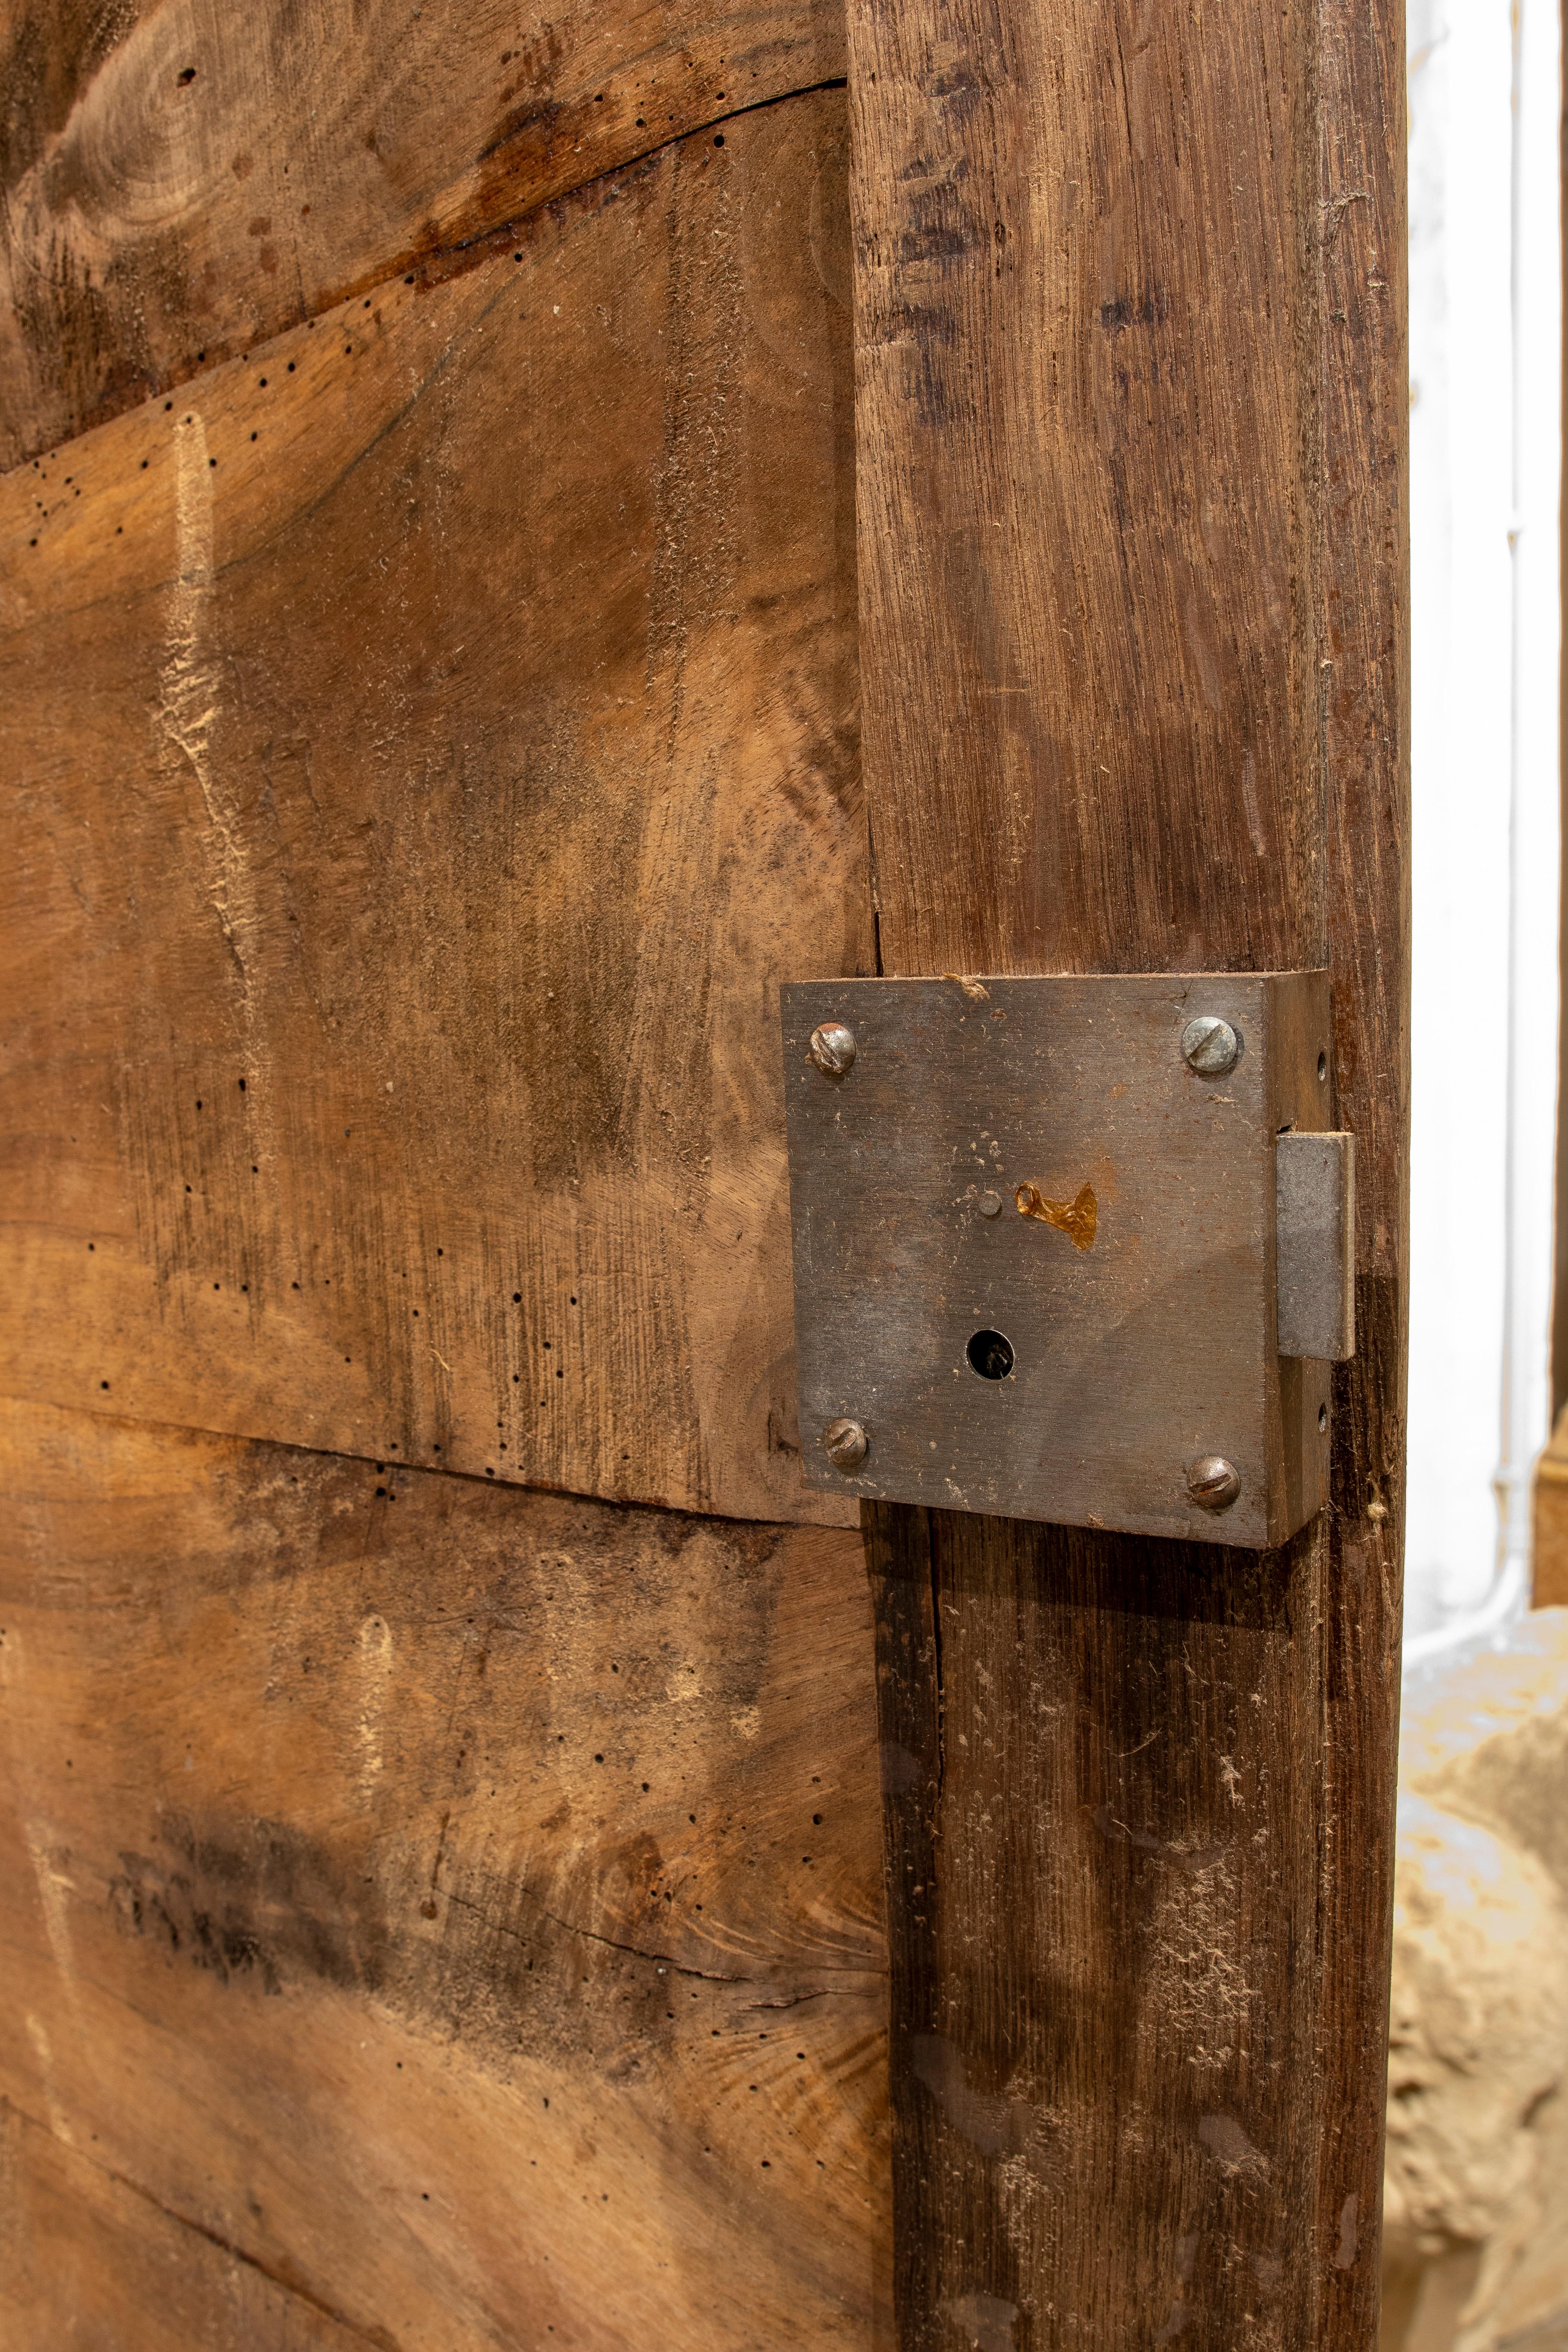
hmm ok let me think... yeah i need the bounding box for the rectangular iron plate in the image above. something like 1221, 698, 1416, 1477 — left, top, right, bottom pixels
782, 973, 1334, 1549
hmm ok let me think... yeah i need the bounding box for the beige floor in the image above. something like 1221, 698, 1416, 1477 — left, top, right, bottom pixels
1379, 1610, 1568, 2351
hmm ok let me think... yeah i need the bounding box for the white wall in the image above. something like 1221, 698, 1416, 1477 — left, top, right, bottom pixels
1404, 0, 1560, 1650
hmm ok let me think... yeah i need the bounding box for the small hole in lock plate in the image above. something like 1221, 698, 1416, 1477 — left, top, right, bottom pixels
967, 1328, 1014, 1381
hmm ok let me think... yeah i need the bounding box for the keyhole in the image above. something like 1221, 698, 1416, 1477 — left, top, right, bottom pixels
967, 1328, 1014, 1381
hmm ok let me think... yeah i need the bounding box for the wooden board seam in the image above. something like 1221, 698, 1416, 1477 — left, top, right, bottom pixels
1, 2098, 394, 2350
5, 74, 848, 473
0, 1390, 823, 1539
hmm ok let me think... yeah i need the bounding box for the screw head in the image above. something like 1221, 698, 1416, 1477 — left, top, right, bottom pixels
1187, 1454, 1241, 1511
1181, 1015, 1241, 1076
978, 1190, 1003, 1218
809, 1021, 856, 1078
822, 1417, 868, 1472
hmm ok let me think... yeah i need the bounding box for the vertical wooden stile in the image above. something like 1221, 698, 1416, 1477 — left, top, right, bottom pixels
846, 0, 1407, 2339
1555, 24, 1568, 1433
1313, 0, 1410, 2337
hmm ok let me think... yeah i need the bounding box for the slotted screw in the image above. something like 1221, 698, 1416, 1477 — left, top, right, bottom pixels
1181, 1015, 1241, 1076
809, 1021, 857, 1078
1187, 1455, 1241, 1511
823, 1417, 868, 1472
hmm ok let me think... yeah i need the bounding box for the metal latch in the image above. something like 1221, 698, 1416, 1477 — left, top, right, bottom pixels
782, 972, 1354, 1550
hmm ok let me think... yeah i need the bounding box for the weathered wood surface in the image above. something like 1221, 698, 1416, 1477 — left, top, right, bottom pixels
0, 1397, 891, 2349
0, 0, 847, 469
866, 1506, 1324, 2346
849, 0, 1321, 984
847, 0, 1406, 2341
1556, 69, 1568, 1434
1312, 0, 1410, 2335
0, 89, 866, 1530
0, 2101, 366, 2349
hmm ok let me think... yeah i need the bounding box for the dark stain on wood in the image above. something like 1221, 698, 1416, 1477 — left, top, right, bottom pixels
107, 1815, 393, 1998
0, 1399, 892, 2346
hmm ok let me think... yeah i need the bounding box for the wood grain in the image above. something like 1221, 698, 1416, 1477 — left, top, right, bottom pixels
0, 2102, 369, 2349
845, 0, 1406, 2339
849, 0, 1323, 986
866, 1504, 1323, 2347
0, 89, 867, 1530
0, 0, 846, 469
1555, 44, 1568, 1432
0, 1396, 891, 2350
1311, 0, 1409, 2336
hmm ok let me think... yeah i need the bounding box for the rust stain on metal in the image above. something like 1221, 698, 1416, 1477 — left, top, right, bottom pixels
1014, 1180, 1098, 1251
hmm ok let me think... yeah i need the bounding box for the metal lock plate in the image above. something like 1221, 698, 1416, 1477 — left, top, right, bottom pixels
782, 971, 1348, 1550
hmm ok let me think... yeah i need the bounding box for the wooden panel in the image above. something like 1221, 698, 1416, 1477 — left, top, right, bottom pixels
865, 1505, 1323, 2345
0, 89, 866, 1530
1312, 0, 1410, 2336
0, 1397, 891, 2350
1556, 29, 1568, 1433
848, 0, 1322, 985
0, 2103, 367, 2349
846, 0, 1406, 2344
0, 0, 846, 468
